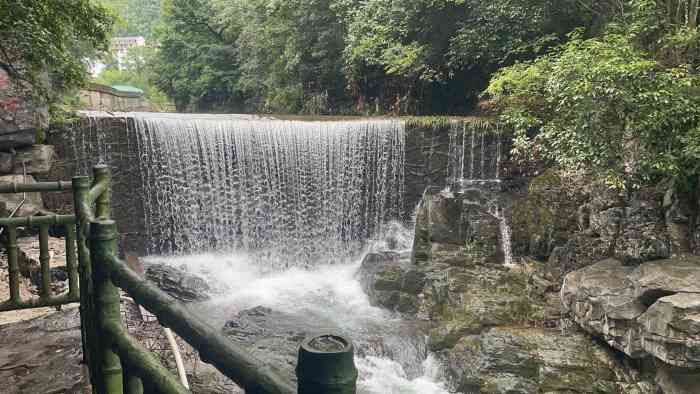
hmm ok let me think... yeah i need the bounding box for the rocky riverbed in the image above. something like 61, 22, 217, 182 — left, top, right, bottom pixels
358, 169, 700, 393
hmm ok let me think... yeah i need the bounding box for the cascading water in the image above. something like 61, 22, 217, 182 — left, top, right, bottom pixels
449, 121, 514, 265
130, 113, 405, 265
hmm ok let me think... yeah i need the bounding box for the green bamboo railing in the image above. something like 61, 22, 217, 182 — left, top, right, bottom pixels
0, 182, 80, 312
1, 165, 357, 394
77, 165, 298, 394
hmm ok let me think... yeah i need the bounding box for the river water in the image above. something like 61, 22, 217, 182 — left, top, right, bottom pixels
144, 248, 451, 393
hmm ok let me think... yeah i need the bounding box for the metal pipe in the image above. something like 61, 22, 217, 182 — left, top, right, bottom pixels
163, 327, 190, 389
0, 162, 28, 237
0, 293, 79, 311
72, 175, 100, 390
93, 165, 111, 220
65, 224, 79, 300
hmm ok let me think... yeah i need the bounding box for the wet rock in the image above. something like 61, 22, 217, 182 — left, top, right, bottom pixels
424, 263, 548, 352
13, 145, 55, 175
373, 265, 403, 291
510, 170, 588, 259
562, 256, 700, 369
590, 207, 624, 238
0, 152, 13, 174
663, 184, 693, 255
547, 235, 614, 283
357, 251, 418, 312
401, 269, 426, 295
412, 190, 504, 267
0, 307, 87, 394
0, 174, 44, 217
656, 363, 700, 394
440, 326, 655, 394
223, 306, 334, 385
145, 263, 211, 303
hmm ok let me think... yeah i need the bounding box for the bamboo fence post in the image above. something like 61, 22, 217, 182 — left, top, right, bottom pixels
90, 219, 124, 394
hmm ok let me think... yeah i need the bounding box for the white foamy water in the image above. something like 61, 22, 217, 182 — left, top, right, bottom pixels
144, 252, 450, 394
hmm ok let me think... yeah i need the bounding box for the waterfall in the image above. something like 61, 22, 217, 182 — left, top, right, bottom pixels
113, 113, 405, 266
449, 120, 514, 265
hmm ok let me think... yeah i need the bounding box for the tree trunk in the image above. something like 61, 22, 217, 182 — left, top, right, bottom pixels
689, 0, 699, 29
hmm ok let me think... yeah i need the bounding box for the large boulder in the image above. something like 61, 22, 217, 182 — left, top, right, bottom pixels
145, 263, 212, 303
440, 327, 655, 394
562, 257, 700, 369
358, 251, 423, 313
412, 189, 505, 267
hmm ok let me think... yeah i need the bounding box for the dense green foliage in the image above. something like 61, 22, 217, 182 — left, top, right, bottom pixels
0, 0, 114, 99
150, 0, 604, 114
488, 0, 700, 188
99, 0, 161, 38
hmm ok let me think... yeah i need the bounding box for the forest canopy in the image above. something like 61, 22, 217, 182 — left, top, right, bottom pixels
144, 0, 611, 114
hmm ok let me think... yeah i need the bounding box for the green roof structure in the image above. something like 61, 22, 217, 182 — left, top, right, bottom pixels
110, 85, 145, 94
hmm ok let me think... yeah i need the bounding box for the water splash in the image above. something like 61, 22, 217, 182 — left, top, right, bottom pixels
144, 252, 449, 393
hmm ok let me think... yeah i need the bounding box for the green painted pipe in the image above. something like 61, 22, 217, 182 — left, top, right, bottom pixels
0, 293, 79, 312
296, 334, 358, 394
6, 225, 19, 303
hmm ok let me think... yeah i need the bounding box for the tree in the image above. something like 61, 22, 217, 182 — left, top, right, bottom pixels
99, 0, 162, 38
152, 0, 243, 112
0, 0, 115, 99
234, 0, 351, 114
487, 29, 700, 189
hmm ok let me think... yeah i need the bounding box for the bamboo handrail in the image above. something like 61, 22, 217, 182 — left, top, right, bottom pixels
0, 181, 72, 193
101, 248, 295, 394
103, 321, 190, 394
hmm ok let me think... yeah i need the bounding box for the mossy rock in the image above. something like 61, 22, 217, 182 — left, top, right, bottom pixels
511, 169, 588, 259
373, 265, 404, 291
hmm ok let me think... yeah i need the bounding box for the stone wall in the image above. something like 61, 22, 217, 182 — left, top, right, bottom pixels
44, 117, 147, 254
